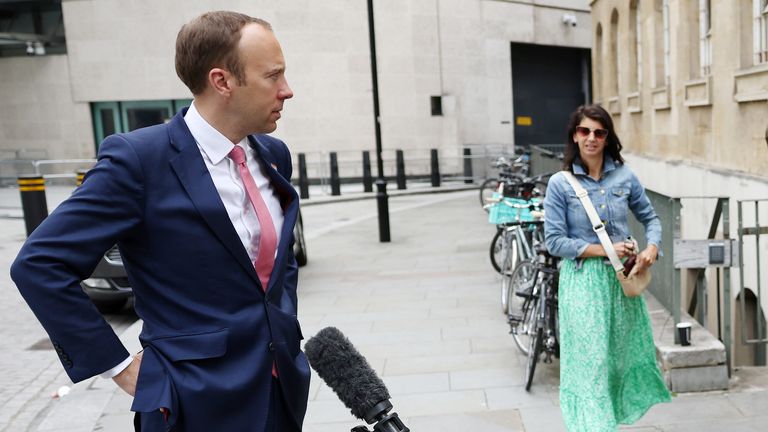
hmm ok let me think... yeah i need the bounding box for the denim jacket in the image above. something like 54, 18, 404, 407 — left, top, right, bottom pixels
543, 157, 662, 260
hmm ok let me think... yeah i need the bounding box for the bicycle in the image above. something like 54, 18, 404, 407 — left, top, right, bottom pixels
484, 194, 545, 310
495, 218, 545, 314
483, 179, 551, 274
479, 153, 530, 206
488, 211, 544, 275
507, 243, 560, 391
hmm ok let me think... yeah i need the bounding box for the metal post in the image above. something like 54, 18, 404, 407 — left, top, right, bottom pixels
430, 149, 440, 187
367, 0, 390, 242
673, 198, 682, 344
395, 150, 406, 190
18, 175, 48, 236
721, 199, 732, 375
329, 152, 341, 196
298, 153, 309, 199
754, 201, 766, 365
463, 148, 473, 184
362, 151, 373, 192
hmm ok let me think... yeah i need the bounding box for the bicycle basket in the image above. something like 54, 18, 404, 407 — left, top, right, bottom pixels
488, 194, 540, 224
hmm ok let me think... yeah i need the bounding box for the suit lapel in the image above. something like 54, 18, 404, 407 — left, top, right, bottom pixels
167, 112, 260, 286
248, 136, 299, 294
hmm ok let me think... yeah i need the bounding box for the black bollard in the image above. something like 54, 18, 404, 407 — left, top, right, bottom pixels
18, 175, 48, 236
362, 151, 373, 193
376, 179, 390, 242
76, 169, 88, 187
298, 153, 310, 199
463, 148, 473, 184
395, 150, 406, 190
329, 152, 341, 196
430, 149, 441, 187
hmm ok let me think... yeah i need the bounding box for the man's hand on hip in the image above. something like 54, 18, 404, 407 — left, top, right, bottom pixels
113, 350, 143, 396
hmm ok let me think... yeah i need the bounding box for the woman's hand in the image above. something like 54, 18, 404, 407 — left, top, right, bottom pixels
610, 240, 635, 259
635, 244, 659, 272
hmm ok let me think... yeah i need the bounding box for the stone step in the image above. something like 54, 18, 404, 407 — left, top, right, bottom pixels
646, 293, 729, 393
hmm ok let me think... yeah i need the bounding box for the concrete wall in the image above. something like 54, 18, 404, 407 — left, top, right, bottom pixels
0, 55, 92, 160
1, 0, 591, 170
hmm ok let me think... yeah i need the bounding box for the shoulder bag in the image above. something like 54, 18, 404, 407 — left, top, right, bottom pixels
561, 171, 652, 297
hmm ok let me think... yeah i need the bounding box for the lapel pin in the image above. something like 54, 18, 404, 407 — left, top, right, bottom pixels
270, 163, 278, 170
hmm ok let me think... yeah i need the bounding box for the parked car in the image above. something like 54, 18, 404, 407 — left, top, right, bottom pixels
80, 245, 133, 313
81, 210, 308, 312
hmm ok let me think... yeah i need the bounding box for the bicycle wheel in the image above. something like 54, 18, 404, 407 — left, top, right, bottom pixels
479, 178, 500, 207
489, 229, 503, 274
500, 236, 521, 313
524, 309, 542, 392
509, 261, 536, 354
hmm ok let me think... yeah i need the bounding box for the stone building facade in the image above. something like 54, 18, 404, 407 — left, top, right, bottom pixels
590, 0, 768, 365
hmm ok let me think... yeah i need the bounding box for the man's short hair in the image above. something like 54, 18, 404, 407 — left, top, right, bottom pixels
175, 11, 271, 95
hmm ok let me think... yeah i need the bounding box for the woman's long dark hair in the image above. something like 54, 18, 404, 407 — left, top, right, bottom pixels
562, 104, 624, 171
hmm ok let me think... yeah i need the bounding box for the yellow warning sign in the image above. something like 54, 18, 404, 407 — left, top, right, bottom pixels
516, 116, 533, 126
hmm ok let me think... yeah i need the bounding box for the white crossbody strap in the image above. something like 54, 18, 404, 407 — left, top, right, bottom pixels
561, 171, 624, 273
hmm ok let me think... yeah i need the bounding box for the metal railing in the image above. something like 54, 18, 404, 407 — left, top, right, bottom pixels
737, 199, 768, 365
627, 193, 768, 372
32, 159, 96, 179
529, 145, 565, 177
0, 159, 36, 185
292, 147, 487, 197
628, 191, 682, 337
1, 158, 96, 185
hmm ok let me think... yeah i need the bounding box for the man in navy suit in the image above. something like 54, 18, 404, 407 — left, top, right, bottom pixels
11, 11, 309, 431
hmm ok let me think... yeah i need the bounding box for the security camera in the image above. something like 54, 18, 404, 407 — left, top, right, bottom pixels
562, 14, 578, 27
26, 41, 34, 56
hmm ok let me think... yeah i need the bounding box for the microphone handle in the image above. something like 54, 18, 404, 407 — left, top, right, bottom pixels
373, 412, 409, 432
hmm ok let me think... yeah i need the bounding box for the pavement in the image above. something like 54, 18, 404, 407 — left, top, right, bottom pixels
1, 183, 768, 431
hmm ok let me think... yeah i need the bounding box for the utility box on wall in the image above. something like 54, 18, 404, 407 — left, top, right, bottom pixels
673, 239, 740, 269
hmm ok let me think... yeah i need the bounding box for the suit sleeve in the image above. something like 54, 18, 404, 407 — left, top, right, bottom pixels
10, 134, 145, 382
279, 139, 299, 313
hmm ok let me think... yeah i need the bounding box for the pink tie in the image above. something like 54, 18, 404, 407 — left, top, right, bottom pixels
229, 145, 279, 377
228, 145, 278, 292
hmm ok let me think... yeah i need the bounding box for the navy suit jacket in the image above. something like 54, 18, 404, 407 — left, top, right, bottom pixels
11, 110, 310, 431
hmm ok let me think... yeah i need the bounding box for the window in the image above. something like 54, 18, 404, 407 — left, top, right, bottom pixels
663, 0, 670, 85
755, 0, 768, 64
0, 1, 66, 57
630, 1, 642, 90
595, 24, 603, 101
609, 9, 620, 95
430, 96, 443, 116
653, 0, 670, 87
91, 99, 192, 152
699, 0, 712, 75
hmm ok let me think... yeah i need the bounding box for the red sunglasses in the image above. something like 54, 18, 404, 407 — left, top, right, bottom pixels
575, 126, 609, 140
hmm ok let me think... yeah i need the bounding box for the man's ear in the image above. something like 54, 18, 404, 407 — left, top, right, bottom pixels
208, 68, 232, 96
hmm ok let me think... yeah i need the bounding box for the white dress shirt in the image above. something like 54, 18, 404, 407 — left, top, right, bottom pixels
101, 102, 284, 379
184, 102, 284, 261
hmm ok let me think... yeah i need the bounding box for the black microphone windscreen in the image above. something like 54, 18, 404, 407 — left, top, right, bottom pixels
304, 326, 390, 420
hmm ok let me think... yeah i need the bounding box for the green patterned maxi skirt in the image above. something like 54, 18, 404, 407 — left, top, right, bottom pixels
558, 258, 671, 432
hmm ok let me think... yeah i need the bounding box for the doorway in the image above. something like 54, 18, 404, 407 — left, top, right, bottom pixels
511, 43, 591, 148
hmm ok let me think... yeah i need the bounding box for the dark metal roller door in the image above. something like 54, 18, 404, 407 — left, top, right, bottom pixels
511, 43, 591, 148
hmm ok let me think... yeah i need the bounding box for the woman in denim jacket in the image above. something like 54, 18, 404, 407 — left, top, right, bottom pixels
544, 105, 670, 431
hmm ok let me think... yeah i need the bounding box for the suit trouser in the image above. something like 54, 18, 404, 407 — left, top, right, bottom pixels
133, 377, 298, 431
